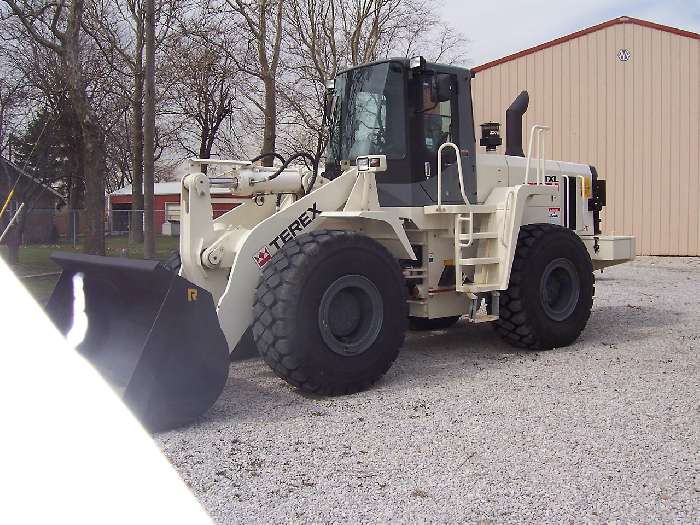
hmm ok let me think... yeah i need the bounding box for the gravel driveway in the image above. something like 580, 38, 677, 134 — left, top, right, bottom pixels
158, 256, 700, 523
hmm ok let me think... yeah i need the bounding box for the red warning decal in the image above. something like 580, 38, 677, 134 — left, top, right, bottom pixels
253, 247, 272, 268
548, 207, 561, 224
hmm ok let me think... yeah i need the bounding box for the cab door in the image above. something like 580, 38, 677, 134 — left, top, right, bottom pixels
415, 71, 465, 204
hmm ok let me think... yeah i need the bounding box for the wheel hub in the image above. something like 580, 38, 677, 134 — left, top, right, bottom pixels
539, 258, 580, 321
318, 275, 383, 357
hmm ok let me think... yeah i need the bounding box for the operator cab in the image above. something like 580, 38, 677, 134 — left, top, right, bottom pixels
324, 57, 477, 207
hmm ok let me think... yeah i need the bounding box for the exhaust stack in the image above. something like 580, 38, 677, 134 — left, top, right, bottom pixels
505, 91, 529, 157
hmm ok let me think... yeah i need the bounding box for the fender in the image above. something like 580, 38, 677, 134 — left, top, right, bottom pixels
484, 183, 557, 290
318, 211, 416, 260
215, 169, 360, 353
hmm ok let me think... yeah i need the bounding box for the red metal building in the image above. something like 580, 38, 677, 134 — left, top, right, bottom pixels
108, 182, 241, 234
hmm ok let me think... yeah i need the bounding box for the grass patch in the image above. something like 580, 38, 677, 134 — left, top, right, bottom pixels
3, 235, 180, 304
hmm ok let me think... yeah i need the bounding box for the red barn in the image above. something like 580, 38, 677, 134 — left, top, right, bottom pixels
108, 182, 242, 235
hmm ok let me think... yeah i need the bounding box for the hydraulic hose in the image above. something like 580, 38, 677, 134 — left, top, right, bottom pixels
303, 163, 319, 196
249, 152, 286, 165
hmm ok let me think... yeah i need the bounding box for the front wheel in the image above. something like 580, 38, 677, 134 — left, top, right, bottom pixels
252, 230, 407, 395
495, 224, 594, 349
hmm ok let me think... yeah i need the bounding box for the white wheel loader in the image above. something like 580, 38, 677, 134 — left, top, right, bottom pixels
47, 58, 635, 430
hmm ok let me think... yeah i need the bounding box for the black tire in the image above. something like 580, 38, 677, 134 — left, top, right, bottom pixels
252, 230, 407, 395
495, 223, 594, 349
408, 316, 460, 331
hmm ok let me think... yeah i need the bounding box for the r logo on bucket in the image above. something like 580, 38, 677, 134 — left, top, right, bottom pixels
253, 247, 272, 268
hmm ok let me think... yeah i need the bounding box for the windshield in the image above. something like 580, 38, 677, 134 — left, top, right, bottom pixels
326, 62, 406, 167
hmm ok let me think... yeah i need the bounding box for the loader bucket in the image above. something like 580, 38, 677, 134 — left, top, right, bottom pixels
45, 252, 230, 432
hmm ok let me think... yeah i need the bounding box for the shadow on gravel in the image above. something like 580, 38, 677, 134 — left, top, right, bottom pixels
195, 305, 682, 425
594, 274, 635, 282
587, 304, 681, 341
383, 321, 534, 388
404, 322, 502, 354
201, 374, 311, 425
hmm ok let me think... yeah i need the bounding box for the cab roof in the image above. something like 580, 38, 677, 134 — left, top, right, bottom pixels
336, 58, 472, 78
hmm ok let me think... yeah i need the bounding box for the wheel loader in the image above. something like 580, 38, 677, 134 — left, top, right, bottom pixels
46, 57, 635, 431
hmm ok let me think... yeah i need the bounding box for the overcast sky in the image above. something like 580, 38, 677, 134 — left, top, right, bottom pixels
439, 0, 700, 66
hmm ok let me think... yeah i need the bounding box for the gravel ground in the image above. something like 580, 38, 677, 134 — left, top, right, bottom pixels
158, 256, 700, 524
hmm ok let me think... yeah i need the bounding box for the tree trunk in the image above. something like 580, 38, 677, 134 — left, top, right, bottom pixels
63, 0, 105, 255
198, 126, 211, 175
143, 0, 156, 258
261, 76, 277, 167
80, 121, 106, 255
129, 73, 144, 245
67, 167, 81, 244
4, 233, 19, 265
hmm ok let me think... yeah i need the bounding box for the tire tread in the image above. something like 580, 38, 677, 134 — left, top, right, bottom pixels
252, 229, 406, 395
495, 223, 595, 349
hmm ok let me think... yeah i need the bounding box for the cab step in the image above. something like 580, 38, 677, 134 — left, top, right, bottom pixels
467, 313, 499, 324
459, 257, 501, 266
458, 232, 498, 242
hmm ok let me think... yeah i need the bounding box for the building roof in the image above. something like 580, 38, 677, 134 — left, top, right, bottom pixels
0, 157, 66, 202
473, 16, 700, 73
110, 182, 231, 196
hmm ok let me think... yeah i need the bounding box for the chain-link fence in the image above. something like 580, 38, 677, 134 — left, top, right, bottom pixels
2, 207, 183, 303
109, 209, 180, 236
0, 208, 72, 245
1, 207, 181, 248
3, 200, 240, 303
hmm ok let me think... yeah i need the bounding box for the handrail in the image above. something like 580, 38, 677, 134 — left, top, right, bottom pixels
437, 142, 468, 209
457, 215, 474, 248
524, 125, 550, 185
500, 189, 515, 247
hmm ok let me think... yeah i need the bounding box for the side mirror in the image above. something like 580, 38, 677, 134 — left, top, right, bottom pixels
435, 75, 452, 102
418, 74, 453, 114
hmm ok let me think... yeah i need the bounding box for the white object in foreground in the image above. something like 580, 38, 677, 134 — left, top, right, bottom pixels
0, 258, 212, 524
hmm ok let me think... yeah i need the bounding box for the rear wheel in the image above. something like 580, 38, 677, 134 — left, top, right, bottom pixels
252, 230, 407, 395
495, 223, 594, 349
408, 316, 460, 331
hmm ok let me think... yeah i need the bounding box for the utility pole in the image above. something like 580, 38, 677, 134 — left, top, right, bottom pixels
142, 0, 156, 258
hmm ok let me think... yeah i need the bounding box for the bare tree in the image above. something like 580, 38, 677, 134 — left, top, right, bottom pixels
0, 72, 27, 264
3, 0, 107, 255
0, 79, 26, 156
3, 39, 88, 242
169, 0, 466, 168
141, 0, 155, 256
83, 0, 146, 243
162, 25, 240, 173
199, 0, 284, 166
281, 0, 468, 159
83, 0, 178, 245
